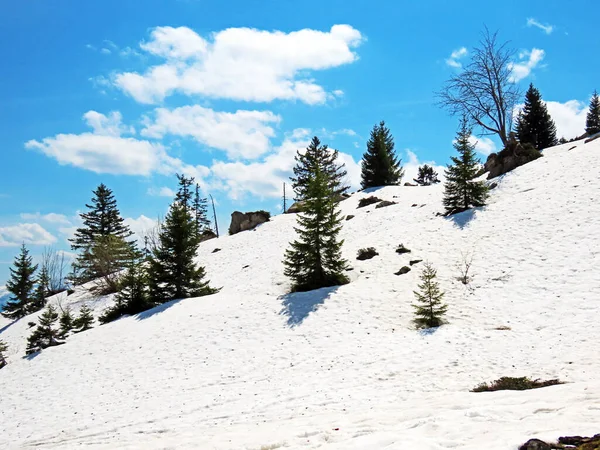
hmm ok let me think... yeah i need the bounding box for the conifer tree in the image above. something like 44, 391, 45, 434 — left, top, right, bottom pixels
290, 136, 349, 201
443, 119, 488, 215
100, 258, 151, 324
147, 176, 218, 303
59, 308, 74, 338
73, 305, 94, 332
284, 164, 349, 292
26, 305, 62, 354
29, 264, 50, 313
193, 183, 211, 236
361, 121, 404, 189
515, 84, 558, 150
70, 184, 137, 284
414, 165, 440, 186
412, 262, 447, 329
586, 90, 600, 136
0, 340, 8, 369
2, 244, 37, 320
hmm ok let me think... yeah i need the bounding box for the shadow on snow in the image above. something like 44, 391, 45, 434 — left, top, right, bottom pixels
279, 286, 340, 327
445, 206, 484, 230
134, 298, 183, 321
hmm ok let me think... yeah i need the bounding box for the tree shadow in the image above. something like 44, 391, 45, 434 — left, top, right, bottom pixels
0, 317, 22, 335
279, 286, 340, 327
135, 298, 183, 321
418, 327, 440, 336
445, 207, 484, 230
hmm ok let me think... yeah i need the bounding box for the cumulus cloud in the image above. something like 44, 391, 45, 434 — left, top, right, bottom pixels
141, 105, 281, 159
468, 135, 497, 156
20, 212, 71, 225
0, 223, 57, 247
147, 186, 176, 197
509, 48, 545, 82
545, 100, 588, 139
114, 24, 363, 104
124, 215, 159, 246
446, 47, 467, 68
25, 111, 209, 181
209, 129, 361, 200
527, 18, 554, 35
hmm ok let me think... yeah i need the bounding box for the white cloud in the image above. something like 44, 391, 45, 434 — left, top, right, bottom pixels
124, 215, 159, 246
0, 223, 57, 247
147, 186, 176, 197
509, 48, 545, 82
468, 135, 497, 156
114, 24, 363, 104
141, 105, 281, 159
527, 18, 554, 35
100, 48, 112, 55
20, 213, 71, 225
404, 150, 446, 183
209, 129, 361, 200
26, 111, 208, 179
545, 100, 588, 139
446, 47, 467, 68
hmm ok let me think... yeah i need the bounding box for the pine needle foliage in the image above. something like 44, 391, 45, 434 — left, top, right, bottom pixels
361, 121, 404, 188
586, 90, 600, 136
59, 309, 74, 338
284, 164, 349, 292
2, 244, 37, 320
443, 119, 488, 215
412, 262, 448, 329
73, 305, 94, 332
414, 164, 440, 185
26, 305, 63, 354
0, 340, 8, 369
515, 83, 558, 150
29, 264, 50, 313
290, 136, 349, 201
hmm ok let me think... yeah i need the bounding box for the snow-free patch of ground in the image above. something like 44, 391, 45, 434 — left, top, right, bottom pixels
1, 139, 599, 449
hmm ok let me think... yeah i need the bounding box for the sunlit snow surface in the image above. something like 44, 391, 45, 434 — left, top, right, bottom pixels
1, 139, 599, 449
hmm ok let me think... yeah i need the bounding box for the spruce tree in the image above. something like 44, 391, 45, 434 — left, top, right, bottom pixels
73, 305, 94, 332
443, 119, 488, 215
148, 176, 218, 303
284, 164, 349, 292
26, 305, 62, 354
193, 183, 211, 236
0, 340, 8, 369
586, 90, 600, 136
414, 164, 440, 186
2, 244, 37, 320
515, 84, 558, 150
100, 258, 151, 324
70, 184, 137, 284
290, 136, 349, 201
29, 264, 50, 313
59, 308, 74, 338
361, 121, 404, 189
412, 262, 447, 329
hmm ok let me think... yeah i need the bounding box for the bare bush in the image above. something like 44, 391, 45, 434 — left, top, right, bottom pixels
457, 250, 474, 285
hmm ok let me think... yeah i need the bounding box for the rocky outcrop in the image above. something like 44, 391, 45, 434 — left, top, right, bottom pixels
519, 434, 600, 450
228, 211, 271, 235
357, 196, 381, 208
285, 193, 350, 214
199, 229, 217, 243
375, 200, 397, 209
395, 266, 411, 275
484, 136, 542, 179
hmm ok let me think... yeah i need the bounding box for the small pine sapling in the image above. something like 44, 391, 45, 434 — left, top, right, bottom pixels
412, 262, 448, 329
73, 305, 94, 332
59, 308, 75, 338
26, 305, 63, 354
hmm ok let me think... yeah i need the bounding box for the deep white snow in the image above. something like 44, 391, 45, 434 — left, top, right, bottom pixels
1, 139, 599, 449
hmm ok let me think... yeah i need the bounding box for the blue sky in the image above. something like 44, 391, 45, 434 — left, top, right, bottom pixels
0, 0, 598, 286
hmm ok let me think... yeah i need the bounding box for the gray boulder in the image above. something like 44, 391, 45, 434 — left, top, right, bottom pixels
229, 211, 271, 235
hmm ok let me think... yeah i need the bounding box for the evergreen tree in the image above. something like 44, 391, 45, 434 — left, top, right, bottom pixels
443, 119, 488, 215
290, 136, 349, 201
26, 305, 62, 354
283, 164, 349, 292
414, 164, 440, 186
586, 90, 600, 136
361, 121, 404, 189
29, 264, 50, 313
70, 184, 137, 284
148, 175, 218, 303
515, 84, 558, 150
59, 308, 74, 338
100, 258, 151, 324
412, 262, 447, 329
73, 305, 94, 332
0, 340, 8, 369
2, 244, 37, 320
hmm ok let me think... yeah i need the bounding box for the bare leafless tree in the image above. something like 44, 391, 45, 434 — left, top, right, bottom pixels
437, 28, 520, 147
41, 247, 69, 295
456, 250, 475, 285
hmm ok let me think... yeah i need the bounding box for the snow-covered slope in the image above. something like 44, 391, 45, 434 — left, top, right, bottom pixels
1, 139, 600, 449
